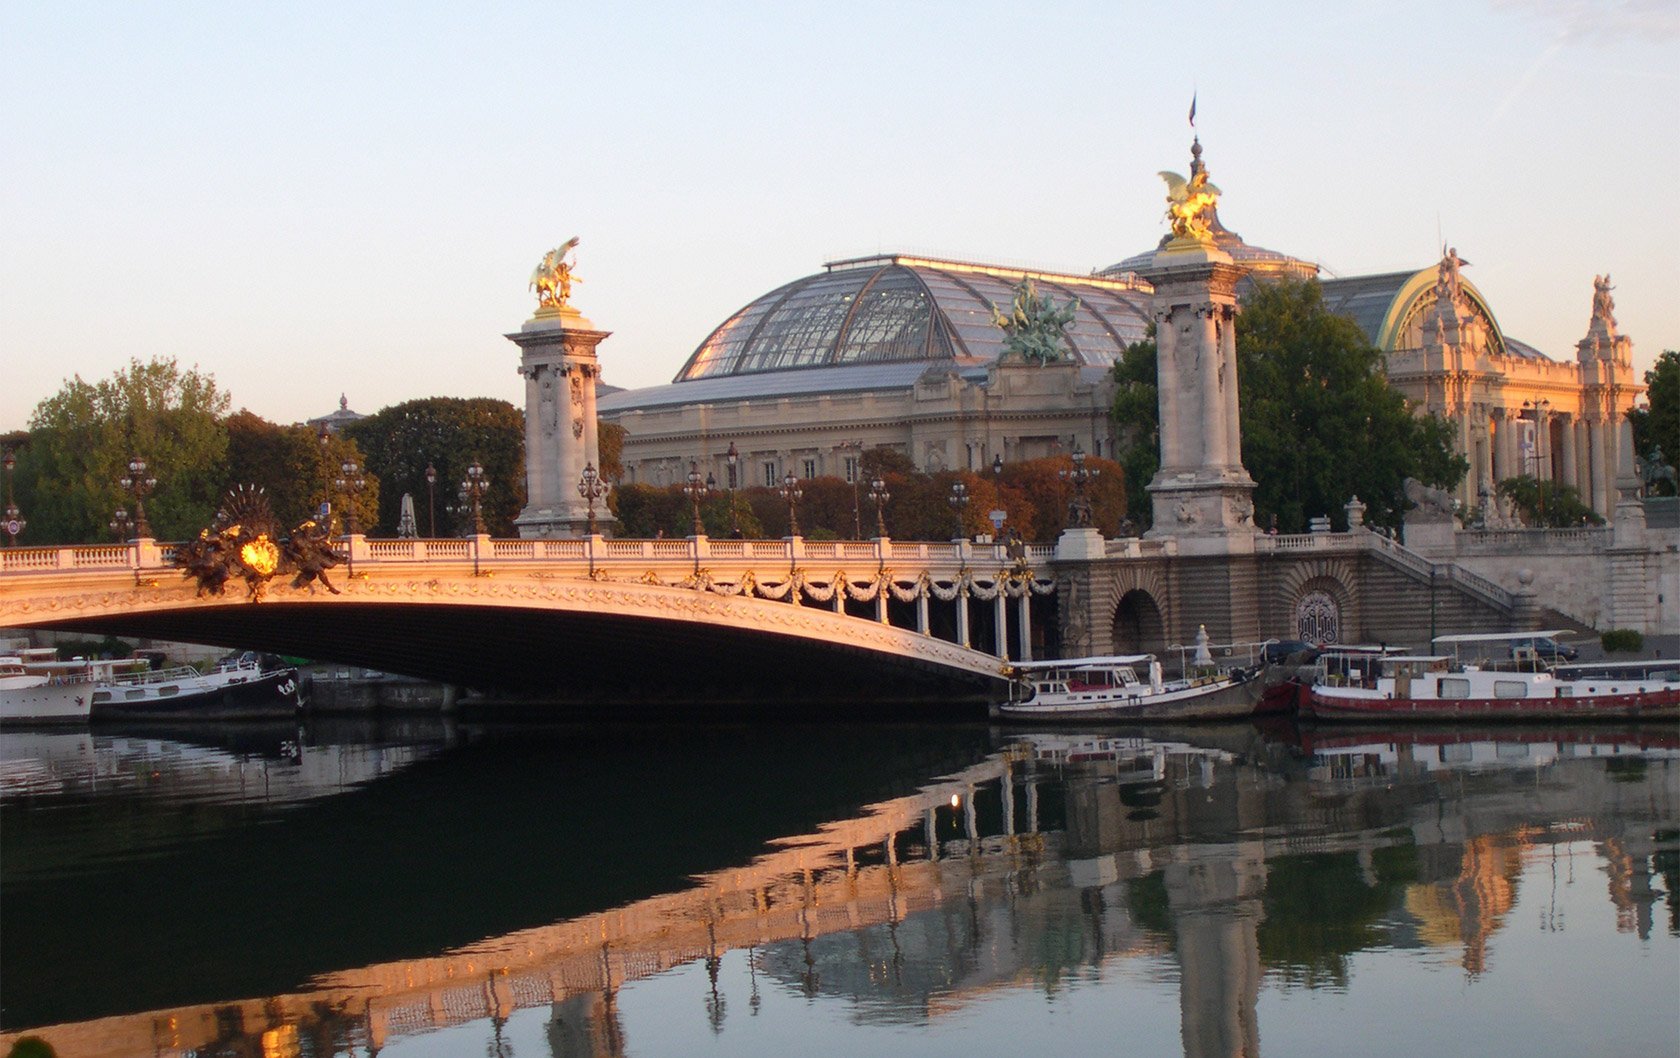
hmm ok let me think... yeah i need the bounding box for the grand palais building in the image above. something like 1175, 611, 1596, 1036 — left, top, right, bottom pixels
598, 152, 1644, 521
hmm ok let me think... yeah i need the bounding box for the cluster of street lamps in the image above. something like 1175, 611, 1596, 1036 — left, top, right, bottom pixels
1060, 445, 1097, 528
336, 458, 368, 535
684, 461, 715, 537
119, 455, 157, 538
578, 462, 609, 536
458, 460, 489, 535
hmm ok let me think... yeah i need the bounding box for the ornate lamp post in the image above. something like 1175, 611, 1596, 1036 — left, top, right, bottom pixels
425, 463, 438, 537
1060, 445, 1097, 528
948, 480, 969, 540
578, 462, 609, 536
834, 438, 864, 538
868, 474, 891, 537
2, 449, 23, 547
336, 459, 368, 536
119, 455, 158, 538
684, 461, 711, 537
992, 453, 1004, 480
779, 471, 803, 537
109, 506, 133, 542
316, 426, 332, 523
726, 442, 741, 538
459, 460, 489, 535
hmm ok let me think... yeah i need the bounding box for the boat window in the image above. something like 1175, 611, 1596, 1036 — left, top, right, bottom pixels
159, 686, 178, 696
125, 689, 145, 700
1493, 680, 1528, 699
1439, 678, 1471, 699
91, 691, 110, 703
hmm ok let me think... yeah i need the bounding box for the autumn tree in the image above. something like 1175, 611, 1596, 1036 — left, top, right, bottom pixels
16, 358, 231, 542
344, 397, 524, 537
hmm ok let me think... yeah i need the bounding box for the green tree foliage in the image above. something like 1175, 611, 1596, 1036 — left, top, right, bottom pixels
1496, 475, 1604, 527
344, 398, 524, 537
224, 411, 378, 532
17, 358, 230, 542
1628, 350, 1678, 495
1110, 279, 1467, 533
1109, 335, 1161, 530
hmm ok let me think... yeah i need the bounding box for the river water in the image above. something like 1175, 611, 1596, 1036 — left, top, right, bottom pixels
2, 718, 1676, 1058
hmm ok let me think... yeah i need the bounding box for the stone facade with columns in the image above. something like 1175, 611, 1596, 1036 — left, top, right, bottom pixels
598, 143, 1646, 530
1323, 261, 1643, 521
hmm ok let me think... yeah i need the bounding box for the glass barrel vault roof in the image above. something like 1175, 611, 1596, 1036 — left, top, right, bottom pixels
674, 256, 1152, 382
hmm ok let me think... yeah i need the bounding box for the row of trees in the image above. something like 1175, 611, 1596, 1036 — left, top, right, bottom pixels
3, 359, 577, 544
7, 337, 1670, 546
611, 448, 1128, 541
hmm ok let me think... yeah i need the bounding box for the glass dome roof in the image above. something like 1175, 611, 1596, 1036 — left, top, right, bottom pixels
675, 256, 1153, 382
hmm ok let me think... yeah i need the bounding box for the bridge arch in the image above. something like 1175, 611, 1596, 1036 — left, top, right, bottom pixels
1111, 589, 1168, 656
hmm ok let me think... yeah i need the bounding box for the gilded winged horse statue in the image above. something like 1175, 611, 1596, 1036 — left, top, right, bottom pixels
1158, 169, 1221, 242
530, 237, 581, 310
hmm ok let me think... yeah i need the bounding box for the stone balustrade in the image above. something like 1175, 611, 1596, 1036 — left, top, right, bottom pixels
0, 535, 1056, 578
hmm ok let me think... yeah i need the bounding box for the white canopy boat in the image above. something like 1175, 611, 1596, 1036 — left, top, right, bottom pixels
1, 654, 135, 725
996, 654, 1265, 723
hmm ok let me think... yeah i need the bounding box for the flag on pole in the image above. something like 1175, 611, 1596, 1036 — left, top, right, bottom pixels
1188, 92, 1197, 127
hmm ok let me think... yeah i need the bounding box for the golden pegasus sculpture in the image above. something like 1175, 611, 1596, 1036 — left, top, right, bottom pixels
1158, 169, 1221, 242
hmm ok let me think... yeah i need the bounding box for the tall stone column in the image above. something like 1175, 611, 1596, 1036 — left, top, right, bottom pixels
509, 303, 614, 537
1559, 415, 1577, 492
1476, 417, 1494, 498
1140, 240, 1256, 552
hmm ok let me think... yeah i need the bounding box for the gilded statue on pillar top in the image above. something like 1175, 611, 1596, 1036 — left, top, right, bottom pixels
1159, 139, 1221, 243
530, 237, 581, 313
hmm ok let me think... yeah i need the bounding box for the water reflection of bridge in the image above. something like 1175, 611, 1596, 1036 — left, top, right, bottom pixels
5, 729, 1674, 1058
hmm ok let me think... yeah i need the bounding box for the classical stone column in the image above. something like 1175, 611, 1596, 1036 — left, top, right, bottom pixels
509, 304, 614, 537
1476, 417, 1495, 498
1559, 415, 1577, 492
1139, 239, 1257, 552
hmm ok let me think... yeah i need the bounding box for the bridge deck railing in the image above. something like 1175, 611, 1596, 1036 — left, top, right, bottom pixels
0, 535, 1058, 577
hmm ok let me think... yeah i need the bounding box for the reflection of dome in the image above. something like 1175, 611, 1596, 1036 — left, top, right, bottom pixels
676, 255, 1152, 382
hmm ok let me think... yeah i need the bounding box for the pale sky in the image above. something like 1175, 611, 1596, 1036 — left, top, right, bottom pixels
3, 1, 1676, 432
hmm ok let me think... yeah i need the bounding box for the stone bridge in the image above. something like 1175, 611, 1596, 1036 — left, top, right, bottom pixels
0, 523, 1575, 702
0, 536, 1061, 706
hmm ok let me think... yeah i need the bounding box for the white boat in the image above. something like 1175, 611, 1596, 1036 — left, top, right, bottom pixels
90, 653, 302, 722
996, 654, 1266, 723
1303, 633, 1680, 722
0, 654, 133, 725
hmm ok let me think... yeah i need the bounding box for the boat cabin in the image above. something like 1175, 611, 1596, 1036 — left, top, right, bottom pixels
1432, 630, 1575, 670
1009, 655, 1159, 700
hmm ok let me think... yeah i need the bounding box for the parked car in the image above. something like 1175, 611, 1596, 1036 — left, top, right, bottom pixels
1262, 640, 1317, 664
1512, 637, 1579, 662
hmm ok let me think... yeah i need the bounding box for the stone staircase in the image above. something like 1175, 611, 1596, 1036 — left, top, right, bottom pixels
1356, 535, 1514, 645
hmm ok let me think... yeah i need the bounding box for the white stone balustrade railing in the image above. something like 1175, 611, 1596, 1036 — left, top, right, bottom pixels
0, 535, 1048, 579
1455, 527, 1611, 553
